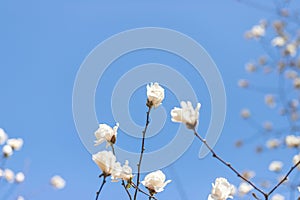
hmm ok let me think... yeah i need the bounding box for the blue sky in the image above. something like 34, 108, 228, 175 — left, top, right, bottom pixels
1, 0, 300, 200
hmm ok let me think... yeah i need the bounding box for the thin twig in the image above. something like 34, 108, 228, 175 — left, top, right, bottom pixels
131, 182, 157, 200
193, 129, 268, 199
268, 160, 300, 196
122, 180, 132, 200
133, 106, 152, 200
95, 174, 107, 200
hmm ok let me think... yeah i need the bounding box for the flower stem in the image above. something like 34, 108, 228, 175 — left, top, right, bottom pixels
122, 180, 132, 200
134, 106, 152, 200
193, 129, 267, 199
131, 182, 157, 200
95, 174, 107, 200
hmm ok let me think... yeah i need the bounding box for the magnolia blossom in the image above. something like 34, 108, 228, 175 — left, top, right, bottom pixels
285, 43, 297, 57
238, 79, 249, 88
146, 82, 164, 108
242, 170, 255, 180
15, 172, 25, 183
271, 36, 286, 47
251, 25, 265, 38
141, 170, 171, 194
7, 138, 23, 151
208, 177, 235, 200
0, 128, 8, 145
240, 109, 251, 119
50, 175, 66, 189
94, 123, 119, 147
294, 78, 300, 89
285, 135, 300, 148
245, 63, 256, 73
293, 154, 300, 170
4, 169, 14, 183
264, 94, 276, 108
111, 160, 133, 182
238, 182, 253, 195
271, 194, 285, 200
266, 139, 280, 149
263, 121, 273, 131
2, 145, 13, 157
285, 70, 297, 79
269, 161, 283, 172
92, 150, 116, 175
17, 196, 25, 200
298, 186, 300, 192
171, 101, 201, 129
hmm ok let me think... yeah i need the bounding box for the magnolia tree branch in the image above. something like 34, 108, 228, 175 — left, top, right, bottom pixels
268, 159, 300, 196
192, 129, 268, 199
131, 182, 157, 200
95, 174, 107, 200
133, 106, 152, 200
122, 180, 132, 200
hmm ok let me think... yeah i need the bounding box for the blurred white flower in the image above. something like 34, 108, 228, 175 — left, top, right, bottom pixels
4, 169, 14, 183
285, 70, 297, 79
285, 43, 297, 57
285, 135, 300, 148
2, 145, 13, 157
240, 109, 251, 119
238, 182, 253, 195
298, 186, 300, 192
111, 160, 133, 182
242, 170, 256, 180
277, 175, 288, 184
94, 123, 119, 147
245, 63, 256, 73
50, 175, 66, 189
266, 139, 280, 149
208, 177, 235, 200
171, 101, 201, 129
250, 25, 265, 38
0, 128, 8, 145
271, 37, 286, 47
92, 150, 116, 175
141, 170, 171, 194
265, 94, 276, 108
146, 82, 164, 108
269, 161, 283, 172
293, 78, 300, 89
263, 121, 273, 131
238, 79, 249, 88
271, 194, 285, 200
15, 172, 25, 183
7, 138, 23, 151
293, 154, 300, 170
17, 196, 25, 200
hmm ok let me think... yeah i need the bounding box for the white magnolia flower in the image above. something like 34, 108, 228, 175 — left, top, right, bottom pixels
0, 128, 8, 145
294, 78, 300, 89
285, 70, 298, 79
171, 101, 201, 129
293, 154, 300, 170
111, 160, 133, 182
146, 82, 165, 108
245, 63, 256, 73
240, 109, 251, 119
94, 123, 119, 147
141, 170, 171, 194
263, 121, 273, 131
17, 196, 25, 200
4, 169, 14, 183
265, 94, 276, 108
92, 150, 116, 175
50, 175, 66, 189
2, 145, 13, 157
238, 79, 249, 88
15, 172, 25, 183
285, 43, 297, 57
271, 194, 285, 200
208, 177, 235, 200
285, 135, 300, 148
7, 138, 23, 151
269, 161, 283, 172
298, 186, 300, 192
271, 37, 286, 47
238, 182, 253, 195
242, 170, 256, 180
251, 25, 265, 38
266, 139, 280, 149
